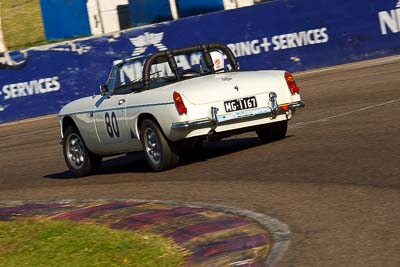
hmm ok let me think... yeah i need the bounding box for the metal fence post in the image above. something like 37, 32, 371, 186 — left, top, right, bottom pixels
95, 0, 105, 34
169, 0, 179, 20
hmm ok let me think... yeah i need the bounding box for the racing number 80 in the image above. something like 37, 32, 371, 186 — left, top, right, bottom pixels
105, 112, 120, 138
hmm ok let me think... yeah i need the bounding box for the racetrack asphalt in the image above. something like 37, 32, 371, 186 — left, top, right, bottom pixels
0, 56, 399, 266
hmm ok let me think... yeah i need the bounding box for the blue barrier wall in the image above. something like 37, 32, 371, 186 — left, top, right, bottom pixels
177, 0, 224, 17
129, 0, 173, 26
40, 0, 91, 40
1, 0, 399, 123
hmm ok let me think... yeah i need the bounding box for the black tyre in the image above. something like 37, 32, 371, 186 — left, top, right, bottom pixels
63, 125, 102, 177
256, 120, 288, 143
140, 119, 179, 172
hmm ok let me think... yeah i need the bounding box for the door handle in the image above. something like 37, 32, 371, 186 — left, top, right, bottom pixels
118, 99, 126, 105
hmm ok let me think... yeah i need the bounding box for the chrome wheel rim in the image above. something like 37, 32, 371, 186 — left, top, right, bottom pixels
66, 134, 85, 169
144, 128, 161, 164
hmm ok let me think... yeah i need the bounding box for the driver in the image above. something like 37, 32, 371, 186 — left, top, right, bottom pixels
200, 50, 225, 74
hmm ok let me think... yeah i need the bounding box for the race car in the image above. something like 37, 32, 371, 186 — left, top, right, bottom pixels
58, 43, 305, 176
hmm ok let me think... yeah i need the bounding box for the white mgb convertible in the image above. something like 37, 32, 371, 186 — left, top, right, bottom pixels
59, 43, 304, 176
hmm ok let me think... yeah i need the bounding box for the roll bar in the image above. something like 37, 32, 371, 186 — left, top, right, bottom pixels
142, 43, 239, 89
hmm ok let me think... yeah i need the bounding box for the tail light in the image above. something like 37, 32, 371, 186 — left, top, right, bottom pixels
173, 91, 187, 115
285, 72, 300, 94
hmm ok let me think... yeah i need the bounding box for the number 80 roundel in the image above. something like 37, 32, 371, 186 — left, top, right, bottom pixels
105, 112, 120, 138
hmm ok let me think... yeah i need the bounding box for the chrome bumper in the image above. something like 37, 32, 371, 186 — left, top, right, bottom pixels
171, 94, 305, 130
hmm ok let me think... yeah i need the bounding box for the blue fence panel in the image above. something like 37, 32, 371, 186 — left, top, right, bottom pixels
177, 0, 224, 17
1, 0, 399, 123
40, 0, 91, 40
128, 0, 173, 26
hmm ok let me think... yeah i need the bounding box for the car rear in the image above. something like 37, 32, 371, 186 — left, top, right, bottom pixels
167, 70, 304, 141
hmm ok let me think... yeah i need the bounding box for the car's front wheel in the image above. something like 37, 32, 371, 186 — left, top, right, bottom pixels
256, 120, 288, 143
63, 125, 102, 177
140, 119, 179, 171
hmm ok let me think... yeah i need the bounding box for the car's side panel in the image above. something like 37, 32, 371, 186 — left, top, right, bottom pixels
92, 95, 138, 155
59, 95, 131, 155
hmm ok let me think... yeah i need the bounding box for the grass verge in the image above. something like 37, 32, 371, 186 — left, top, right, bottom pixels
1, 0, 46, 50
0, 220, 187, 267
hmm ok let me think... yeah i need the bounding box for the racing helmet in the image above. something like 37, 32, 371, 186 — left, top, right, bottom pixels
200, 50, 225, 74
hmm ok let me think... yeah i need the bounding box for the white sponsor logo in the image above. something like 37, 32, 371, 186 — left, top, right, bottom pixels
1, 76, 61, 101
130, 32, 167, 56
378, 0, 400, 35
227, 27, 329, 57
0, 51, 28, 70
0, 104, 9, 112
33, 42, 92, 55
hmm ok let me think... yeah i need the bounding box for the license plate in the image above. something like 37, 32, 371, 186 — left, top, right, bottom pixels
224, 96, 257, 112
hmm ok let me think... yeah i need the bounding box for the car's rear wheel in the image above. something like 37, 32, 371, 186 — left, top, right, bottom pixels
63, 125, 102, 177
256, 120, 288, 143
141, 119, 179, 171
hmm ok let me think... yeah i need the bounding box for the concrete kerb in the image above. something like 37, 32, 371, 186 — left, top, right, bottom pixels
0, 198, 291, 266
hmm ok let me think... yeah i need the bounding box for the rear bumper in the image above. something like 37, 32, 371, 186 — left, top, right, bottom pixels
171, 100, 305, 130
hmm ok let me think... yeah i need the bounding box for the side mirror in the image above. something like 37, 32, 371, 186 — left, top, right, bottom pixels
100, 84, 108, 96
